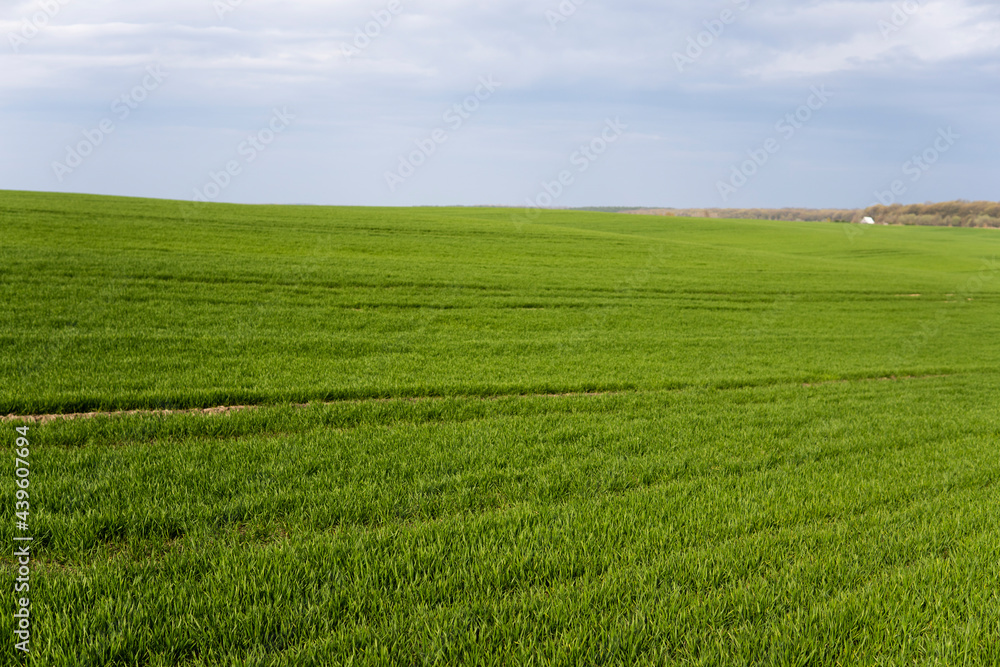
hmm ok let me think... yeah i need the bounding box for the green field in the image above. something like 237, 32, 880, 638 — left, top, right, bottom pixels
2, 190, 1000, 665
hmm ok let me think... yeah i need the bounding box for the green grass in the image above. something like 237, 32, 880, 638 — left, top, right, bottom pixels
2, 190, 1000, 665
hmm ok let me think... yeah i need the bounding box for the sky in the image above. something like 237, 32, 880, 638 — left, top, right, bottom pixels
1, 0, 998, 208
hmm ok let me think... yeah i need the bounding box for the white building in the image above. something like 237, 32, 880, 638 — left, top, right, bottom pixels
861, 216, 875, 225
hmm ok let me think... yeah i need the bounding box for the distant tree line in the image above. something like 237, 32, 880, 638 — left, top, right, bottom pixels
622, 208, 857, 222
619, 201, 1000, 228
572, 207, 647, 213
853, 201, 1000, 228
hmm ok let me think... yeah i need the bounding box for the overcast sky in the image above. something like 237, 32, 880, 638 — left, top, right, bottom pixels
1, 0, 998, 208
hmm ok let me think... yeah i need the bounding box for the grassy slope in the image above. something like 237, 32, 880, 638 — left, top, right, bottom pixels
2, 190, 1000, 665
2, 190, 998, 414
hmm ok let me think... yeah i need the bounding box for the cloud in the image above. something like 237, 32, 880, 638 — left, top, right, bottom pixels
0, 0, 998, 206
747, 0, 1000, 79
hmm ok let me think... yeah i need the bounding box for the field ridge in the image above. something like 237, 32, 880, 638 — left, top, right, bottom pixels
1, 373, 960, 424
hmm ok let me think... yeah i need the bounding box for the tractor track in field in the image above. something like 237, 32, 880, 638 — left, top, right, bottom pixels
800, 373, 953, 388
2, 403, 269, 424
0, 374, 957, 424
0, 391, 624, 424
